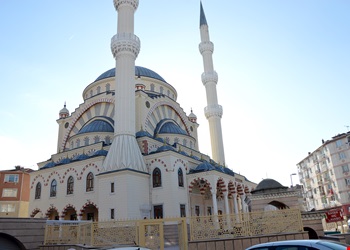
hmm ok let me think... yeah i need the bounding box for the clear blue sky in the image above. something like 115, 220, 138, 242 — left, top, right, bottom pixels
0, 1, 349, 187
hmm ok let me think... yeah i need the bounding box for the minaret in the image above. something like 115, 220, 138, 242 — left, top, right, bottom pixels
199, 2, 225, 165
102, 0, 146, 172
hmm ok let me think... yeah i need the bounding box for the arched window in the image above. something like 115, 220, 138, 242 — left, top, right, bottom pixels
105, 136, 111, 145
76, 139, 80, 148
94, 135, 100, 143
97, 86, 101, 94
50, 179, 57, 197
150, 84, 155, 91
35, 182, 41, 199
86, 172, 94, 192
106, 83, 110, 92
84, 137, 89, 146
67, 176, 74, 195
152, 168, 162, 188
160, 86, 164, 94
90, 90, 93, 97
178, 168, 184, 187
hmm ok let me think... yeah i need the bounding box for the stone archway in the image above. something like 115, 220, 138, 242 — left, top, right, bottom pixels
62, 205, 78, 220
0, 233, 26, 250
46, 207, 59, 220
80, 202, 99, 221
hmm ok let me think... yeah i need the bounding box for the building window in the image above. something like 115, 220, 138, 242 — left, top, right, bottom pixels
90, 90, 93, 97
50, 179, 57, 197
180, 204, 186, 217
86, 172, 94, 192
67, 176, 74, 195
84, 137, 90, 146
195, 206, 200, 216
345, 178, 350, 186
342, 165, 349, 173
35, 182, 41, 199
106, 83, 110, 92
150, 84, 155, 91
160, 86, 163, 94
167, 90, 170, 96
152, 168, 162, 188
105, 136, 111, 145
336, 140, 343, 148
207, 207, 212, 215
111, 209, 115, 219
94, 135, 100, 143
0, 204, 15, 213
97, 86, 101, 94
111, 182, 115, 193
76, 139, 80, 148
154, 205, 163, 219
2, 188, 17, 197
4, 174, 19, 183
183, 139, 187, 147
339, 152, 346, 160
178, 168, 184, 187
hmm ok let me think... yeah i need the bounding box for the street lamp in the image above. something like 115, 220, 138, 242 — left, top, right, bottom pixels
290, 173, 297, 187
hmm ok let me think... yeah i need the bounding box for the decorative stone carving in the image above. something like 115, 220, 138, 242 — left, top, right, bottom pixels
113, 0, 138, 11
199, 41, 214, 54
201, 71, 218, 85
204, 104, 223, 119
111, 33, 140, 59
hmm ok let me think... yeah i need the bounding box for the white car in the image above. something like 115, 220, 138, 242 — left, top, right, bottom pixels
246, 239, 349, 250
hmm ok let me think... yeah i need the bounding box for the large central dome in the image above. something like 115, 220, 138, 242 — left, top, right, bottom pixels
94, 66, 167, 83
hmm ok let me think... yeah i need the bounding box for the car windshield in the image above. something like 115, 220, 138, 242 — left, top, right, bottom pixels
316, 241, 349, 250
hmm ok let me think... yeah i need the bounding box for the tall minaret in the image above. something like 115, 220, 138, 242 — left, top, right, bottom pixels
199, 2, 225, 165
102, 0, 147, 172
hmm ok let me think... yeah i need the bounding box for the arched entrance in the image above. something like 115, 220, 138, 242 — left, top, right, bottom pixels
0, 233, 26, 250
62, 205, 77, 220
46, 207, 59, 220
304, 227, 318, 239
80, 202, 98, 221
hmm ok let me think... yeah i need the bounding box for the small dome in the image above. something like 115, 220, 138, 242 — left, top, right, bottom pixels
154, 119, 187, 135
194, 161, 215, 172
94, 66, 167, 83
188, 109, 197, 122
59, 103, 69, 118
251, 178, 288, 194
156, 145, 176, 153
92, 149, 108, 157
78, 118, 114, 135
136, 130, 152, 138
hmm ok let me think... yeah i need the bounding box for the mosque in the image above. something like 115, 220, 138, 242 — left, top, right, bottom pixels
29, 1, 256, 221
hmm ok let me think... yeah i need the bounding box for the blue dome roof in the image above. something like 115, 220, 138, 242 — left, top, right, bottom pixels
136, 130, 152, 138
193, 161, 215, 172
191, 155, 201, 161
93, 149, 108, 157
179, 151, 189, 156
71, 154, 89, 161
56, 158, 71, 165
224, 167, 235, 176
154, 119, 187, 135
78, 118, 114, 135
156, 145, 176, 153
42, 161, 56, 169
94, 66, 167, 83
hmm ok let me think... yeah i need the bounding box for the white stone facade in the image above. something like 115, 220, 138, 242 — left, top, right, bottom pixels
28, 2, 256, 221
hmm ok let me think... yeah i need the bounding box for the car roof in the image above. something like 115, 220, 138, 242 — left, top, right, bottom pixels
246, 239, 347, 249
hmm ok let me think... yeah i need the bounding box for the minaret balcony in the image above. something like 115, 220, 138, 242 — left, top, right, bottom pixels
204, 104, 223, 119
111, 33, 140, 58
199, 41, 214, 54
113, 0, 139, 11
201, 71, 218, 85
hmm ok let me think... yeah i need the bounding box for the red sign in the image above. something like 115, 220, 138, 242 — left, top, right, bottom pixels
325, 209, 343, 223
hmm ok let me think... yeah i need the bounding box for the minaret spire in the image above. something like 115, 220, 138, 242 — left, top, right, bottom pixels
102, 0, 146, 172
199, 2, 225, 165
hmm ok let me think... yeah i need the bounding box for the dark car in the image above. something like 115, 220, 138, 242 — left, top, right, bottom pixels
246, 239, 349, 250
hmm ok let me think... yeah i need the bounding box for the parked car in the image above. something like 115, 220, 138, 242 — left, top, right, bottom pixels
246, 239, 349, 250
100, 246, 151, 250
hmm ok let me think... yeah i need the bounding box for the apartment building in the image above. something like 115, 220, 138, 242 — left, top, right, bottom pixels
0, 166, 33, 217
297, 132, 350, 217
